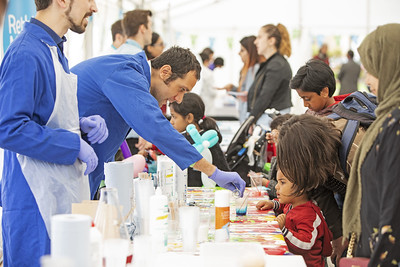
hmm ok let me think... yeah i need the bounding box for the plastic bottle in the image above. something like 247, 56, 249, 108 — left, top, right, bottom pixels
215, 190, 230, 242
149, 187, 169, 254
215, 190, 230, 230
174, 163, 188, 206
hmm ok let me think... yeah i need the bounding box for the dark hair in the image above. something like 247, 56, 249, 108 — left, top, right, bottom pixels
122, 9, 152, 37
277, 114, 341, 196
214, 57, 224, 67
111, 20, 123, 42
35, 0, 52, 10
151, 46, 201, 84
144, 32, 161, 59
289, 59, 336, 96
238, 35, 262, 91
260, 23, 291, 57
240, 36, 259, 68
347, 50, 354, 59
201, 48, 214, 58
270, 114, 294, 131
169, 93, 222, 142
199, 51, 211, 63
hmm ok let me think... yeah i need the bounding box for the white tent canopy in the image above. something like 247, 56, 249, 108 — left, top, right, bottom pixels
66, 0, 400, 83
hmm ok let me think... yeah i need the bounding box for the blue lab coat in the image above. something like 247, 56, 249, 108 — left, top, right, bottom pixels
0, 23, 80, 266
72, 52, 203, 199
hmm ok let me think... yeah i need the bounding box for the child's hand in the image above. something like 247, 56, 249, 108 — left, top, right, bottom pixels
135, 137, 152, 151
256, 200, 273, 210
276, 214, 286, 230
261, 178, 270, 187
266, 129, 280, 144
265, 132, 274, 143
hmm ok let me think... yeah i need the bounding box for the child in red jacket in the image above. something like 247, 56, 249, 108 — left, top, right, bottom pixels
257, 114, 340, 266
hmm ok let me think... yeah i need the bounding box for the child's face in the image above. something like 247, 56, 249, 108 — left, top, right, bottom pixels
170, 106, 190, 133
275, 169, 297, 205
275, 169, 309, 207
296, 88, 330, 112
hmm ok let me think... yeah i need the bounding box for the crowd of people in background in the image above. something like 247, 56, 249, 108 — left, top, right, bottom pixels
0, 2, 398, 266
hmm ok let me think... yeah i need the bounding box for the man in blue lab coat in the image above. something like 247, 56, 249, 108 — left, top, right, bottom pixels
0, 0, 108, 266
72, 47, 246, 200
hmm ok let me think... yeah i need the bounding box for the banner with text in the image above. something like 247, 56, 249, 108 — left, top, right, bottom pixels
3, 0, 36, 53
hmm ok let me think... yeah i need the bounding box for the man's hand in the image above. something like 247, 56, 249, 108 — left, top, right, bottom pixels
237, 91, 248, 102
217, 84, 234, 91
78, 138, 98, 175
80, 115, 108, 144
331, 236, 348, 266
209, 168, 246, 197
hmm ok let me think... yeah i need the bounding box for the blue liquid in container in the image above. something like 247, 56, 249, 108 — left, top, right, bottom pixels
236, 207, 247, 216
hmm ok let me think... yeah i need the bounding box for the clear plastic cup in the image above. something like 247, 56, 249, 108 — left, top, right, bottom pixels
104, 238, 130, 267
40, 255, 73, 267
179, 206, 200, 253
198, 207, 211, 243
249, 173, 263, 197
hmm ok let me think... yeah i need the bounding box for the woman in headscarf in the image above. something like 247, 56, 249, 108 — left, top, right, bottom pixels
343, 24, 400, 265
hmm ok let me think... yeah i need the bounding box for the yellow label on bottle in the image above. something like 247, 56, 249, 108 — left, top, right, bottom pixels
215, 206, 230, 229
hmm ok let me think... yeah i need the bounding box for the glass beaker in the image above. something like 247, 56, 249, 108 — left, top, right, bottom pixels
94, 188, 131, 267
94, 187, 129, 240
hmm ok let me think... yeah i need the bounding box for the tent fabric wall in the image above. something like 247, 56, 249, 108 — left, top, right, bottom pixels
64, 0, 400, 83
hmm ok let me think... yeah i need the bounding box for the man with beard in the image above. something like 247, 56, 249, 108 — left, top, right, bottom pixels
0, 0, 105, 266
72, 47, 246, 200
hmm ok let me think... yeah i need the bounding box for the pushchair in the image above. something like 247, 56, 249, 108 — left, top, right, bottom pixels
225, 112, 279, 186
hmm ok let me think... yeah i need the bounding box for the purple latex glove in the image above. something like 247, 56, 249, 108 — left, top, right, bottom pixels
80, 115, 108, 144
78, 138, 98, 175
209, 168, 246, 197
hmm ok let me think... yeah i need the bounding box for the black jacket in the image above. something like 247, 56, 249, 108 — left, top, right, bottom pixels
247, 53, 292, 120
